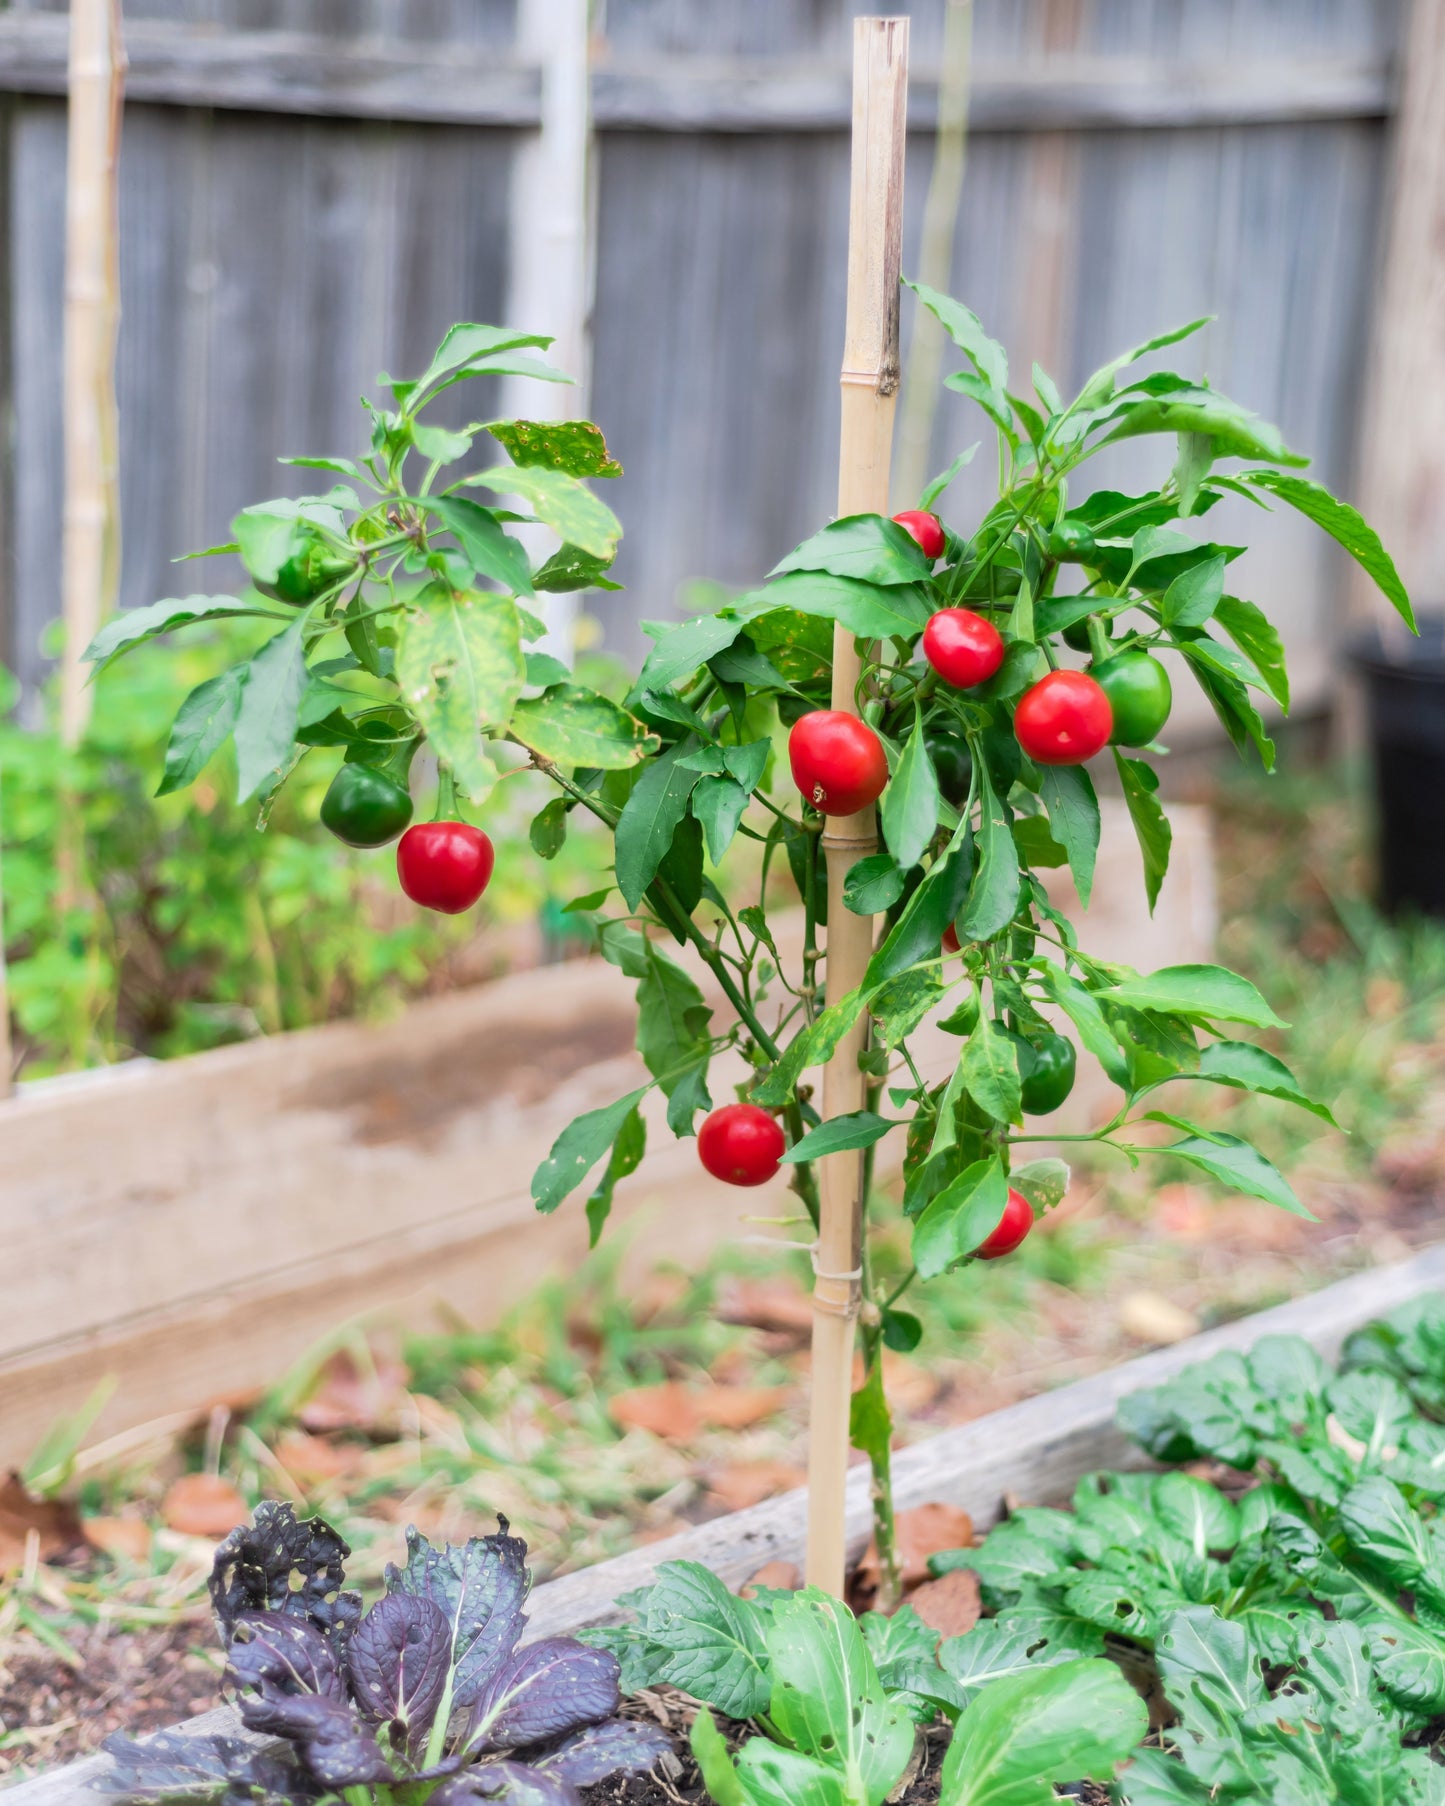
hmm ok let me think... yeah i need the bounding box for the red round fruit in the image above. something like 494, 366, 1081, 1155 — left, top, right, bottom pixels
788, 711, 889, 816
396, 820, 495, 914
892, 509, 946, 561
923, 608, 1006, 690
1013, 670, 1113, 766
942, 924, 961, 954
698, 1104, 786, 1187
973, 1188, 1034, 1260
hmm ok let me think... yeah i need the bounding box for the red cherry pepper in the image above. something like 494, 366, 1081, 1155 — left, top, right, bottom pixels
1014, 670, 1113, 766
788, 711, 889, 816
396, 820, 495, 914
923, 608, 1006, 690
698, 1104, 786, 1187
942, 924, 961, 954
892, 509, 946, 561
974, 1187, 1034, 1260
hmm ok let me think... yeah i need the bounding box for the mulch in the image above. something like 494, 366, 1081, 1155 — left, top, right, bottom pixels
0, 1622, 216, 1784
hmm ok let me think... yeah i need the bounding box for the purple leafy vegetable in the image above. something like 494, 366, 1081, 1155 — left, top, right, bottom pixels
466, 1638, 621, 1754
227, 1612, 345, 1701
97, 1731, 306, 1802
237, 1691, 394, 1788
432, 1759, 579, 1806
348, 1590, 453, 1743
210, 1501, 361, 1652
534, 1719, 678, 1785
104, 1505, 675, 1806
386, 1518, 530, 1711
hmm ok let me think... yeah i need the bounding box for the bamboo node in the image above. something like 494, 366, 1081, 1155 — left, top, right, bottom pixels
809, 1244, 863, 1320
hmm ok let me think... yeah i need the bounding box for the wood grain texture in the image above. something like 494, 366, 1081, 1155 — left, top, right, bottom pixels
14, 1238, 1445, 1806
1351, 0, 1445, 630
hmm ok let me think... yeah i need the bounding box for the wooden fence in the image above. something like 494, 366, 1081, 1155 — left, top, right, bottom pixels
0, 0, 1411, 734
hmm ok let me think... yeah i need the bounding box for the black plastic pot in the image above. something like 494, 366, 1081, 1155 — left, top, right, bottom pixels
1351, 616, 1445, 916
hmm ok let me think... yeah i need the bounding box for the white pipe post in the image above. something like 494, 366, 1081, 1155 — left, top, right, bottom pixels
502, 0, 596, 664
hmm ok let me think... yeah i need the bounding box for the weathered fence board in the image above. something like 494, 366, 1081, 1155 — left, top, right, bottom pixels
12, 1237, 1444, 1806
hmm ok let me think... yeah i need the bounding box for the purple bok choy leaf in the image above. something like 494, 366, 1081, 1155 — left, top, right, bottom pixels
347, 1589, 454, 1749
465, 1638, 622, 1755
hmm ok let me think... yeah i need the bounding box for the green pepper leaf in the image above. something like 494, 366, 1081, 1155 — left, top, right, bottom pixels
1214, 596, 1290, 712
781, 1112, 898, 1164
1191, 1039, 1336, 1123
691, 775, 752, 863
1104, 964, 1283, 1028
233, 619, 308, 802
1243, 469, 1414, 631
398, 583, 524, 800
961, 1016, 1021, 1125
615, 743, 705, 909
844, 853, 906, 915
771, 514, 930, 587
510, 684, 656, 770
532, 542, 623, 593
1113, 751, 1172, 912
486, 418, 622, 479
881, 707, 941, 872
962, 754, 1019, 941
423, 497, 535, 598
740, 572, 932, 641
533, 1085, 651, 1215
913, 1155, 1008, 1278
1038, 767, 1100, 906
85, 595, 286, 669
468, 466, 621, 561
157, 665, 248, 797
1145, 1113, 1312, 1216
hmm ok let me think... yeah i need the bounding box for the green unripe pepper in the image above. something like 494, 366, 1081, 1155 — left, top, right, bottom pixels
1019, 1032, 1077, 1115
1048, 521, 1097, 562
1063, 616, 1110, 655
1092, 647, 1173, 747
924, 731, 972, 808
320, 763, 414, 848
256, 531, 358, 606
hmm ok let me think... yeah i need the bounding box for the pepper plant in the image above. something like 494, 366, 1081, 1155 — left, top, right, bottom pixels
89, 292, 1412, 1600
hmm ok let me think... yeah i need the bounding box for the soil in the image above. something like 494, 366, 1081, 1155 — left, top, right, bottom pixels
0, 1623, 217, 1782
584, 1693, 1115, 1806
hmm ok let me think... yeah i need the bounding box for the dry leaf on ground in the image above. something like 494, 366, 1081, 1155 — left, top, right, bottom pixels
0, 1474, 84, 1573
856, 1501, 974, 1596
741, 1560, 801, 1598
609, 1382, 789, 1441
82, 1516, 153, 1562
907, 1567, 982, 1638
298, 1350, 410, 1434
717, 1279, 815, 1338
705, 1460, 806, 1512
161, 1474, 248, 1538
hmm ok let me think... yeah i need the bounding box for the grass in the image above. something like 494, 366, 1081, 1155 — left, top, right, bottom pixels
5, 751, 1445, 1776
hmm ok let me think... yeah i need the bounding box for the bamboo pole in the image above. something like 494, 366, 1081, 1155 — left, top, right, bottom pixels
804, 15, 909, 1599
59, 0, 125, 749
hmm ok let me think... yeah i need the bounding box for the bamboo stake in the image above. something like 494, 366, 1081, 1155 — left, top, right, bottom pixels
59, 0, 125, 749
804, 15, 909, 1600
